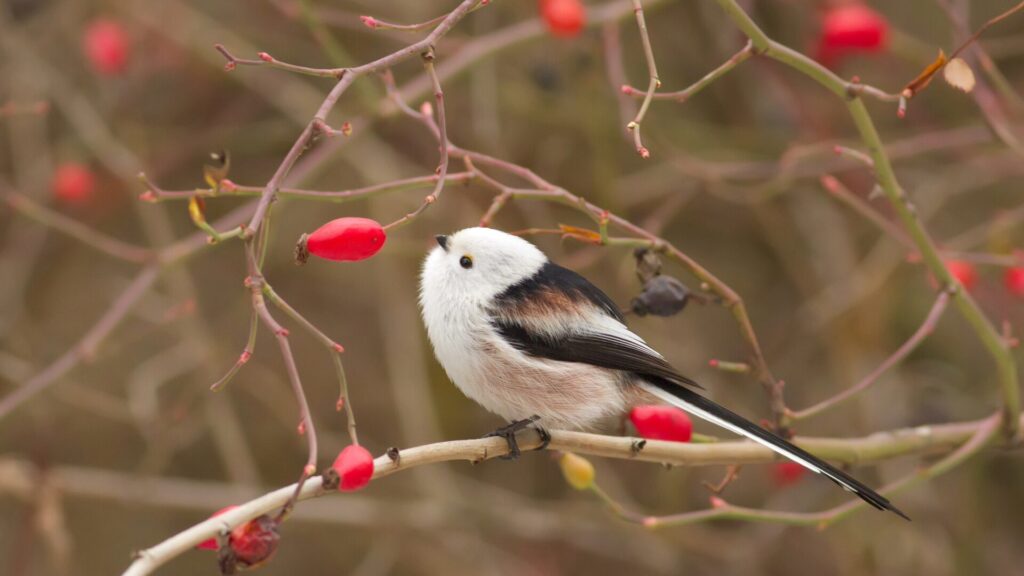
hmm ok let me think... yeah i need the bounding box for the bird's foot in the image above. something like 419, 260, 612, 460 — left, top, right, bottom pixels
484, 415, 542, 460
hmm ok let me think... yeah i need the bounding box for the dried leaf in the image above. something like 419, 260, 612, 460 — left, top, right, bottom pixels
943, 57, 976, 92
558, 224, 602, 244
903, 49, 947, 98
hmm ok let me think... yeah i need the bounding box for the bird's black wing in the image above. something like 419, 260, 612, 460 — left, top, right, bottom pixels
493, 320, 703, 390
491, 261, 702, 390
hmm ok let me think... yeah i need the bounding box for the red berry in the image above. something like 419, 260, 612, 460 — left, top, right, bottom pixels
227, 515, 280, 570
629, 405, 693, 443
196, 505, 238, 550
83, 19, 130, 76
821, 5, 888, 50
946, 260, 978, 291
817, 4, 888, 67
300, 217, 386, 263
52, 163, 96, 204
540, 0, 585, 38
1005, 267, 1024, 297
772, 461, 807, 487
331, 445, 374, 491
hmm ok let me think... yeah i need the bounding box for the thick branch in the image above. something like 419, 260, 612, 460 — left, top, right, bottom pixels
122, 414, 1012, 575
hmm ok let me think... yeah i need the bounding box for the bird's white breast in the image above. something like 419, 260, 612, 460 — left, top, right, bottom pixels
420, 251, 628, 430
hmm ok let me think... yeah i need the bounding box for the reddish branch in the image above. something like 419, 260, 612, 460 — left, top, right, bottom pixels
789, 289, 954, 421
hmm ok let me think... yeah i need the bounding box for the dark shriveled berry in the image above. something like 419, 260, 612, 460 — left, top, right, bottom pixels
633, 247, 662, 283
631, 275, 689, 317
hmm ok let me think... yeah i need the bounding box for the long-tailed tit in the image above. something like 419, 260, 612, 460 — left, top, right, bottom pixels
420, 227, 907, 519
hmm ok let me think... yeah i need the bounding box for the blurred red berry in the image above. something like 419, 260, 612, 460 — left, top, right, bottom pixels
196, 505, 238, 550
540, 0, 585, 38
946, 260, 978, 291
816, 4, 888, 67
297, 217, 386, 263
629, 405, 693, 443
773, 461, 807, 487
52, 163, 96, 204
227, 515, 280, 570
83, 19, 130, 76
1004, 267, 1024, 297
331, 445, 374, 491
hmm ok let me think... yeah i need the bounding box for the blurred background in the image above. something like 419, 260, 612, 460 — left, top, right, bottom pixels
2, 0, 1024, 574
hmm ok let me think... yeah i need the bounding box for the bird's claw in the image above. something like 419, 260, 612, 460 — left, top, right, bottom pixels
484, 415, 542, 460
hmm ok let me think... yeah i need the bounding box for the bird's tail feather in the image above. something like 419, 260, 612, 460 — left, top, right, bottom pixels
642, 381, 909, 520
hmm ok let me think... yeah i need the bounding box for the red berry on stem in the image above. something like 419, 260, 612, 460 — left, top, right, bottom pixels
52, 163, 96, 204
296, 217, 386, 263
773, 461, 807, 487
540, 0, 585, 38
1005, 267, 1024, 298
331, 445, 374, 491
83, 19, 130, 76
196, 505, 238, 550
946, 259, 978, 291
629, 405, 693, 443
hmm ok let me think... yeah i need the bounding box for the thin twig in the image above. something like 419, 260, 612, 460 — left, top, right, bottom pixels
791, 290, 954, 420
140, 172, 474, 203
625, 0, 661, 158
383, 47, 450, 231
622, 40, 754, 103
4, 192, 153, 263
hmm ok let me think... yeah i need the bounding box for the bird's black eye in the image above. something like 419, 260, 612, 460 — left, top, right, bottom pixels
459, 255, 473, 269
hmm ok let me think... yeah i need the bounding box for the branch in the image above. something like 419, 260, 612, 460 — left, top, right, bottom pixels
214, 43, 342, 78
123, 414, 1011, 575
622, 39, 754, 103
625, 0, 660, 158
0, 265, 160, 420
712, 0, 1020, 437
139, 172, 474, 203
0, 200, 257, 421
238, 0, 480, 237
4, 192, 153, 263
790, 290, 953, 421
382, 47, 450, 231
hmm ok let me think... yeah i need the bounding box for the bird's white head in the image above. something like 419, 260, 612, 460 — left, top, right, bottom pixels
420, 227, 547, 308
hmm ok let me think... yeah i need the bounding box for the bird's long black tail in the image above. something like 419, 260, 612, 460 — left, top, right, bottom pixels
642, 380, 910, 520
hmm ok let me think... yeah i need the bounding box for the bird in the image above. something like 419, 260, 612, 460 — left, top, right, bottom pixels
419, 226, 908, 519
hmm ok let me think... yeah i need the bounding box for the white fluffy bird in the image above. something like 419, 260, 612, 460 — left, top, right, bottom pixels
420, 227, 907, 519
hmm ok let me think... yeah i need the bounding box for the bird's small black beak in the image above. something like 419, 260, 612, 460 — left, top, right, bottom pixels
435, 235, 449, 252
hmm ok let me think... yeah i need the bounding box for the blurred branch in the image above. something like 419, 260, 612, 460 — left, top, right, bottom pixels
3, 191, 153, 264
122, 413, 1013, 575
0, 202, 258, 421
139, 172, 474, 203
0, 266, 160, 421
790, 289, 954, 421
647, 413, 1000, 528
